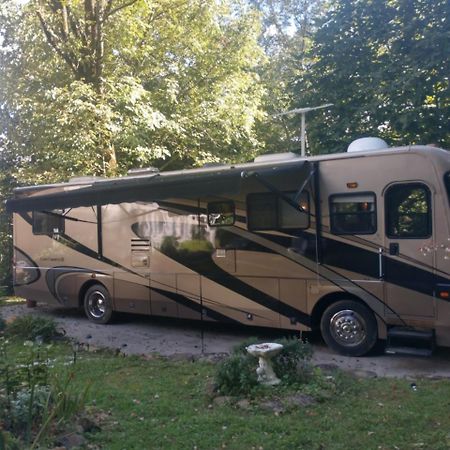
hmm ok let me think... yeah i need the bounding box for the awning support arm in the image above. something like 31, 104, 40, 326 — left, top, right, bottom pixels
294, 167, 316, 203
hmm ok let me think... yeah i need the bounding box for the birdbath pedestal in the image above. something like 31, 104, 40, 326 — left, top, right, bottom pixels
246, 343, 284, 386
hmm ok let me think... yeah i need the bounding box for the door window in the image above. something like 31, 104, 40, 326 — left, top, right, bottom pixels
385, 183, 431, 238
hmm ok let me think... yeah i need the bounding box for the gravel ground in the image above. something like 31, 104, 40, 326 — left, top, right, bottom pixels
2, 302, 450, 379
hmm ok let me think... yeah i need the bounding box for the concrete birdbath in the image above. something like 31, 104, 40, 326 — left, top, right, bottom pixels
246, 343, 284, 386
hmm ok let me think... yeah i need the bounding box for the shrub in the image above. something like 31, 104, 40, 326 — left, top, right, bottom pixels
272, 338, 313, 384
215, 353, 258, 396
0, 314, 6, 332
215, 337, 314, 396
6, 315, 58, 342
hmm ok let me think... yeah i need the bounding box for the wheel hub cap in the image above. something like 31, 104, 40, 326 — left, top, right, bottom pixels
330, 309, 366, 347
88, 291, 106, 319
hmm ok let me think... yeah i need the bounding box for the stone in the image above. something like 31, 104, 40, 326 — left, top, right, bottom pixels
236, 399, 251, 410
205, 380, 219, 396
315, 363, 339, 374
286, 393, 316, 408
259, 399, 284, 414
213, 396, 231, 406
349, 370, 378, 379
55, 433, 86, 449
167, 353, 197, 362
425, 374, 448, 381
79, 416, 101, 433
198, 353, 229, 363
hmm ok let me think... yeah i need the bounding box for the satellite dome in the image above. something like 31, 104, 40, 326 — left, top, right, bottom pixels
347, 137, 388, 152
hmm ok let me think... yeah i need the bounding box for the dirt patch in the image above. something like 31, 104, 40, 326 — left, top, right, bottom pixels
2, 303, 450, 379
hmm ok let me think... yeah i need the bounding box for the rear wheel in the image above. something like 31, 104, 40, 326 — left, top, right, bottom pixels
320, 300, 377, 356
84, 284, 113, 324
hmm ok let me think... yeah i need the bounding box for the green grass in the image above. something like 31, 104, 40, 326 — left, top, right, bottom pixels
63, 350, 450, 450
2, 336, 450, 449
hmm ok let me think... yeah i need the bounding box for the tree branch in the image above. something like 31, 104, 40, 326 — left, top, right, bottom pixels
36, 9, 80, 76
66, 6, 88, 44
105, 0, 138, 19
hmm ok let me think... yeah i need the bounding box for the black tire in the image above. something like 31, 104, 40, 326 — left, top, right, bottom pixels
320, 300, 378, 357
83, 284, 114, 324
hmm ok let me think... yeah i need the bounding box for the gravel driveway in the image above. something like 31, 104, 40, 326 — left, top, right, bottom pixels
2, 303, 450, 379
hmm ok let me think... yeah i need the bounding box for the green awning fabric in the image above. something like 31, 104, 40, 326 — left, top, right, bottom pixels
6, 160, 310, 213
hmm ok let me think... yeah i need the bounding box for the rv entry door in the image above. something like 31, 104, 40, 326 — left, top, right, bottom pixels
383, 182, 435, 318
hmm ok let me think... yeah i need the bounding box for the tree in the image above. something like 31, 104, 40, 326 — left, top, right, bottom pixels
251, 0, 327, 153
0, 0, 266, 287
294, 0, 450, 153
0, 0, 265, 185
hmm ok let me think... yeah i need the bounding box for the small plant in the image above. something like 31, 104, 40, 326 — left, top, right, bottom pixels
272, 338, 313, 384
0, 337, 89, 449
6, 315, 58, 342
10, 385, 51, 429
215, 353, 258, 396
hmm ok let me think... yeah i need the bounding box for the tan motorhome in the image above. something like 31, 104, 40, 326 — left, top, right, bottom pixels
7, 139, 450, 356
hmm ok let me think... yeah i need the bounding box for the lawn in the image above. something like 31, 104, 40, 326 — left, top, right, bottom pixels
74, 354, 450, 450
1, 313, 450, 449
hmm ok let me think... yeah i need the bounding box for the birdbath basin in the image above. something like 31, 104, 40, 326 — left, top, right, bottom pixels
246, 343, 284, 386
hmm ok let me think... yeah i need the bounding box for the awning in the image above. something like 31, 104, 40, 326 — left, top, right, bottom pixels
6, 160, 311, 213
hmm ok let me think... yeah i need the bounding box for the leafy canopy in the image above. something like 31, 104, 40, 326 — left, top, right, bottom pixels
0, 0, 265, 184
294, 0, 450, 153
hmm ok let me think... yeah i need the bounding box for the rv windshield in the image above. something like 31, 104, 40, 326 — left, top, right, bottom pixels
445, 172, 450, 206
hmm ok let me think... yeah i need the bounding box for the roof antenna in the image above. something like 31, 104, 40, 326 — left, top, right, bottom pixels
274, 104, 333, 156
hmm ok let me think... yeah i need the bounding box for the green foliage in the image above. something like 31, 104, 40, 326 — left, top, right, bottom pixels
295, 0, 450, 153
215, 353, 259, 396
216, 337, 313, 395
6, 315, 58, 343
0, 0, 265, 185
272, 338, 313, 384
0, 338, 88, 448
9, 386, 51, 430
251, 0, 327, 153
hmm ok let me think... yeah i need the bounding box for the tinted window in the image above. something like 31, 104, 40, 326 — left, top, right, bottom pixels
330, 193, 377, 235
32, 211, 65, 235
444, 172, 450, 205
386, 183, 431, 238
247, 192, 309, 231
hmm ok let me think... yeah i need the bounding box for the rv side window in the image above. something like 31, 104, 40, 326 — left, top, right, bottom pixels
207, 201, 235, 226
386, 183, 431, 238
32, 211, 65, 235
330, 193, 377, 235
247, 192, 309, 231
444, 172, 450, 205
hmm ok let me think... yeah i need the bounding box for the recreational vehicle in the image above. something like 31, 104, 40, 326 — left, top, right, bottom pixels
6, 139, 450, 356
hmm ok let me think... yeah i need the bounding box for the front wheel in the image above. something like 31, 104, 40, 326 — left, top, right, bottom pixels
320, 300, 377, 356
84, 284, 114, 324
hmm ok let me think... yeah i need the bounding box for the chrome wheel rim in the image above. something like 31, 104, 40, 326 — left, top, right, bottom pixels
87, 290, 107, 319
330, 309, 366, 347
